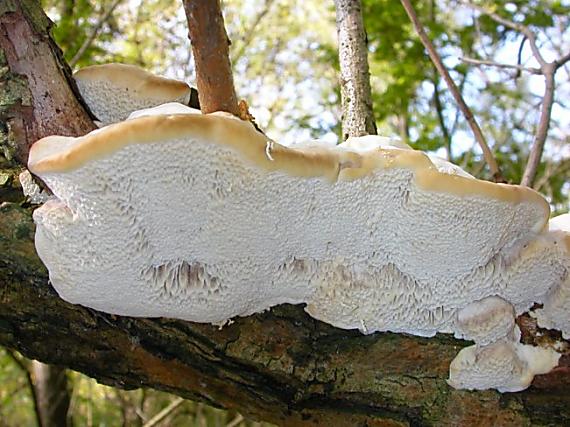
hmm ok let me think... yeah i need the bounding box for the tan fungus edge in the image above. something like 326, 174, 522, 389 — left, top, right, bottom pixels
27, 113, 550, 222
73, 63, 191, 101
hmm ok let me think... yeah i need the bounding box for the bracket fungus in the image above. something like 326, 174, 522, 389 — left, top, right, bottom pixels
534, 214, 570, 338
74, 63, 193, 126
448, 293, 561, 392
28, 95, 570, 392
448, 339, 561, 393
455, 296, 519, 346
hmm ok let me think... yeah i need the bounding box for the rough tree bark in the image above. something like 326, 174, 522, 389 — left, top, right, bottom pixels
2, 2, 570, 426
0, 1, 95, 425
183, 0, 239, 115
334, 0, 377, 139
0, 0, 95, 164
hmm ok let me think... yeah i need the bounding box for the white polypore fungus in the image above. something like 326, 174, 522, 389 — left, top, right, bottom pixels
535, 275, 570, 339
19, 170, 50, 204
74, 63, 192, 126
447, 214, 569, 392
534, 214, 570, 338
455, 296, 518, 345
28, 105, 569, 392
447, 340, 561, 393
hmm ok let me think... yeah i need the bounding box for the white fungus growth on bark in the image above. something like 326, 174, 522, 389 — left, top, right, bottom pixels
534, 214, 570, 338
27, 67, 570, 393
74, 63, 192, 126
454, 296, 518, 346
448, 340, 561, 393
19, 170, 50, 204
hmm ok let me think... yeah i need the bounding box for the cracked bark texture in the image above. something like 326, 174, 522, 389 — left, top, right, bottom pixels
2, 1, 570, 426
334, 0, 377, 139
0, 0, 95, 164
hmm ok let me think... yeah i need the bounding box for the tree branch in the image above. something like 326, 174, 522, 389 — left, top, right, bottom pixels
431, 72, 453, 161
520, 64, 556, 187
555, 50, 570, 68
142, 397, 184, 427
460, 2, 570, 187
226, 414, 244, 427
520, 48, 570, 186
334, 0, 377, 139
0, 0, 96, 164
2, 2, 570, 426
231, 0, 275, 63
6, 350, 43, 427
462, 1, 547, 67
515, 36, 527, 79
182, 0, 239, 115
31, 361, 72, 427
400, 0, 504, 182
1, 202, 570, 425
460, 57, 541, 75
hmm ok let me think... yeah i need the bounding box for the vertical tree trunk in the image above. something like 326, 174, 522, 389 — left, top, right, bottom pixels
1, 4, 93, 426
0, 0, 95, 164
334, 0, 377, 140
31, 362, 72, 427
183, 0, 239, 115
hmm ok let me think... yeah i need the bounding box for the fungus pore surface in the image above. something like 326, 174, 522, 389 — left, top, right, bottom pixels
28, 105, 570, 392
534, 214, 570, 338
447, 340, 561, 392
74, 63, 192, 126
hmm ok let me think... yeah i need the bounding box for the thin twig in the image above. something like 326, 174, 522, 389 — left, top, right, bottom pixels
462, 1, 547, 67
231, 0, 275, 63
521, 65, 556, 187
227, 413, 245, 427
69, 0, 123, 68
460, 57, 541, 75
400, 0, 504, 182
142, 397, 184, 427
515, 36, 527, 79
556, 51, 570, 67
431, 71, 453, 161
461, 1, 570, 187
6, 351, 43, 427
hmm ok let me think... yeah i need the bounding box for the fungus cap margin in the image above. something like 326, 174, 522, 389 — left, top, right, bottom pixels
73, 63, 193, 126
74, 63, 192, 101
27, 111, 550, 223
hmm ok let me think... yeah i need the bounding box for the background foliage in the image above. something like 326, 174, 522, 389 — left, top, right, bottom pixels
2, 0, 568, 425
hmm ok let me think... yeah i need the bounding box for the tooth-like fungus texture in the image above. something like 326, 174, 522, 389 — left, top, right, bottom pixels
448, 340, 560, 392
29, 104, 569, 391
74, 64, 192, 126
455, 296, 518, 345
535, 214, 570, 338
